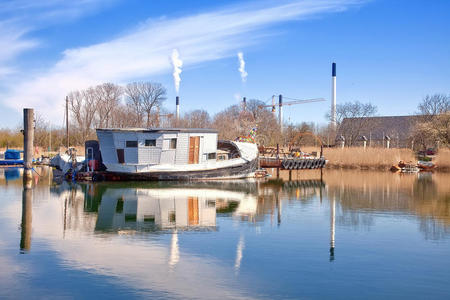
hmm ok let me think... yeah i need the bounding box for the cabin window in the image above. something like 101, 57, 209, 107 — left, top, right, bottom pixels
217, 153, 228, 161
145, 139, 156, 147
208, 153, 216, 160
169, 138, 177, 149
125, 214, 137, 222
126, 141, 138, 148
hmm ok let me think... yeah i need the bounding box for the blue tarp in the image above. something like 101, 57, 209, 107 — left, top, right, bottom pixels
0, 160, 23, 165
5, 149, 22, 160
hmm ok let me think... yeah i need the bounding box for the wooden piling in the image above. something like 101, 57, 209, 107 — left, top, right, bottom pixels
66, 96, 69, 149
23, 108, 34, 179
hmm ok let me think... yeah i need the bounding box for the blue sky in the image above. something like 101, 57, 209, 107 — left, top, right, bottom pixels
0, 0, 449, 128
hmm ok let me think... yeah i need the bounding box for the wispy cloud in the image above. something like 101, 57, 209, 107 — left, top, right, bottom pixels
0, 1, 118, 78
1, 0, 363, 121
0, 0, 116, 21
0, 21, 38, 76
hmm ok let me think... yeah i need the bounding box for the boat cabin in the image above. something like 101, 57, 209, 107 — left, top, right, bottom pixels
96, 128, 219, 166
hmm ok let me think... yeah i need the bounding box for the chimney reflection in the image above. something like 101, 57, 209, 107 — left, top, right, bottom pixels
20, 177, 33, 253
169, 230, 180, 268
330, 196, 335, 262
234, 234, 245, 274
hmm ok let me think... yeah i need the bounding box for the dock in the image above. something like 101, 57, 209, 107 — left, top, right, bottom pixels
258, 145, 326, 170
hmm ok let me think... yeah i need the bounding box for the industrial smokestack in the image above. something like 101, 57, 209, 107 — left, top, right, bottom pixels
279, 94, 283, 132
331, 62, 337, 130
243, 97, 246, 111
176, 96, 180, 123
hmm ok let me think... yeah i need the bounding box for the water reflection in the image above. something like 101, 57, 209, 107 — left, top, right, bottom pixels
330, 196, 335, 262
20, 177, 33, 252
1, 168, 450, 298
95, 188, 217, 232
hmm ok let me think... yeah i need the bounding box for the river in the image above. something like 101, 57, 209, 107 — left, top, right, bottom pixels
0, 167, 449, 299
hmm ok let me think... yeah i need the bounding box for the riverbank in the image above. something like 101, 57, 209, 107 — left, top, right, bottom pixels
435, 148, 450, 171
302, 147, 450, 171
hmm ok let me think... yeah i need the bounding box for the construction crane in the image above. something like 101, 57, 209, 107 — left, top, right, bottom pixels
157, 113, 174, 127
258, 95, 326, 131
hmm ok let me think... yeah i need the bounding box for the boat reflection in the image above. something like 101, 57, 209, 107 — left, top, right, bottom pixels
55, 181, 276, 234
95, 187, 218, 232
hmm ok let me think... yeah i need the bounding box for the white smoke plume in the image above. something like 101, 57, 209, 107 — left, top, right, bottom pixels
171, 49, 183, 94
237, 51, 248, 83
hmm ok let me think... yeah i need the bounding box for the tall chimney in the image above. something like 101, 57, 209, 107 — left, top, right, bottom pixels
278, 94, 283, 132
176, 96, 180, 123
331, 62, 337, 130
243, 97, 246, 111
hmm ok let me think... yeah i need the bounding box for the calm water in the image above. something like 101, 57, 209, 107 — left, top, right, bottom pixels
1, 167, 450, 299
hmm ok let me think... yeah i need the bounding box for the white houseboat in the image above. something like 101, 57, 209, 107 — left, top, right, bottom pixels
96, 128, 258, 180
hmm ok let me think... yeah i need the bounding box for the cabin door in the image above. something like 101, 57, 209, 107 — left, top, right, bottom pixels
117, 149, 125, 164
188, 136, 200, 164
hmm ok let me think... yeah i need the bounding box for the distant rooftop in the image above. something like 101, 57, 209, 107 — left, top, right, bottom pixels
96, 128, 218, 134
338, 115, 425, 140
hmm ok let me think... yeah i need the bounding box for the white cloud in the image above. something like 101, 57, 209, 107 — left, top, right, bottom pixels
0, 21, 39, 74
1, 0, 363, 122
0, 1, 119, 80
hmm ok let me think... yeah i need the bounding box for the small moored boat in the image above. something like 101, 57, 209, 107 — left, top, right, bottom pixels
0, 149, 24, 166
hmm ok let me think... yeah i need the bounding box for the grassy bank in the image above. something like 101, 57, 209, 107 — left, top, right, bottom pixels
435, 148, 450, 171
301, 146, 450, 171
302, 147, 415, 170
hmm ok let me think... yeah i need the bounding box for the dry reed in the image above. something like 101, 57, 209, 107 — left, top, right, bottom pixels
302, 146, 415, 170
435, 148, 450, 171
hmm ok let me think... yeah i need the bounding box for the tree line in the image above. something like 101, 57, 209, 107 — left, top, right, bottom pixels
0, 79, 448, 151
331, 93, 449, 149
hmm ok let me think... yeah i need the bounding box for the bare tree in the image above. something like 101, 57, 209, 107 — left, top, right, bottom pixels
125, 82, 167, 128
95, 83, 123, 128
178, 110, 211, 128
212, 99, 279, 145
332, 101, 378, 146
109, 103, 135, 128
417, 94, 450, 121
34, 113, 49, 151
412, 111, 450, 149
67, 88, 98, 141
125, 83, 144, 126
413, 94, 450, 148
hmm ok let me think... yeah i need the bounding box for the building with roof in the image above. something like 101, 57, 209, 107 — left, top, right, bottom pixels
337, 115, 424, 148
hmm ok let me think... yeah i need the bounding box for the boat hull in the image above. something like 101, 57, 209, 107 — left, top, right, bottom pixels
100, 159, 258, 181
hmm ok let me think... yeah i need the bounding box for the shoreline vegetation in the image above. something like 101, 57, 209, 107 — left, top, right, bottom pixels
302, 146, 450, 172
2, 145, 450, 172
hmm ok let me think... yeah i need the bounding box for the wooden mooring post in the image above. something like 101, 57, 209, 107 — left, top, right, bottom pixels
23, 108, 34, 179
21, 107, 34, 252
